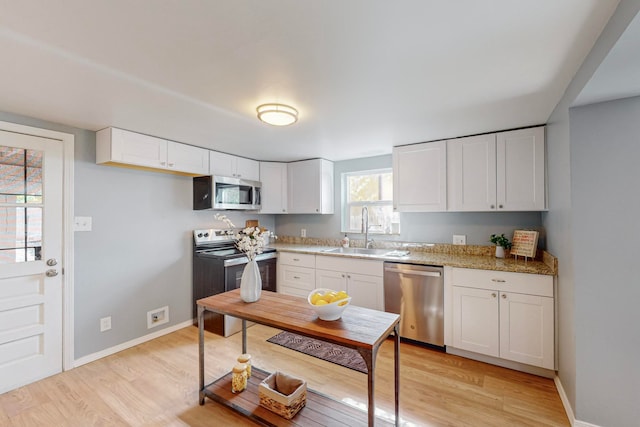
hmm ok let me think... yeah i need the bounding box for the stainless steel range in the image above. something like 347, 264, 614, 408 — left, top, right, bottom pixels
192, 229, 276, 337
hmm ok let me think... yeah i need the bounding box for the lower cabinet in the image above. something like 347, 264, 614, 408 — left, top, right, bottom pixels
315, 256, 384, 311
277, 252, 316, 297
450, 268, 554, 370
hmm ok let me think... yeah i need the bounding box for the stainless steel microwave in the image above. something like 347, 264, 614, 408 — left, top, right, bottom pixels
193, 175, 261, 210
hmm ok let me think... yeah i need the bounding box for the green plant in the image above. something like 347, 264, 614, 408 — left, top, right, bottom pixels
490, 233, 512, 249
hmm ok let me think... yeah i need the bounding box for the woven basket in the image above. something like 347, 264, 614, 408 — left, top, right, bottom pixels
258, 371, 307, 420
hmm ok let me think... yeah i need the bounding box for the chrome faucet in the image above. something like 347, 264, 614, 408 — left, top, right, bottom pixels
361, 206, 373, 248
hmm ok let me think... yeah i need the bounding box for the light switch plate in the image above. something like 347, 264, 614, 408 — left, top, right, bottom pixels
453, 234, 466, 245
74, 216, 92, 232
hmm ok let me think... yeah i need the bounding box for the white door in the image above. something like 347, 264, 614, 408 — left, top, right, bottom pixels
347, 273, 383, 311
0, 130, 63, 394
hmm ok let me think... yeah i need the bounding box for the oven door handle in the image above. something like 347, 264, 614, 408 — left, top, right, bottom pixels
223, 252, 277, 267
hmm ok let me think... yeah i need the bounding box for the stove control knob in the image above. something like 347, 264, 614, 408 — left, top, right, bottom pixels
203, 232, 209, 237
197, 233, 203, 238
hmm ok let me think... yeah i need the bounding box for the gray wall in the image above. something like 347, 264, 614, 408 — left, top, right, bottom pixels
569, 96, 640, 426
0, 110, 274, 359
276, 154, 544, 246
542, 2, 640, 423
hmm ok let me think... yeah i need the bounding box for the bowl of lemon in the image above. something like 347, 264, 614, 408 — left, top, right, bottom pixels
307, 288, 351, 321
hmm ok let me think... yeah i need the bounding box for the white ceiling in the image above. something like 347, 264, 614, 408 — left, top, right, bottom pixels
573, 7, 640, 106
0, 1, 620, 162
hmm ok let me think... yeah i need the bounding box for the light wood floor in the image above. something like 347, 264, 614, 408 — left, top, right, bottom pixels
0, 325, 569, 426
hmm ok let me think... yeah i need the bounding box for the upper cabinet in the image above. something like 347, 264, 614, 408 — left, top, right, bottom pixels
395, 126, 546, 213
393, 140, 447, 212
259, 162, 288, 214
209, 151, 259, 181
287, 159, 334, 214
96, 127, 209, 176
496, 127, 546, 211
448, 127, 545, 211
447, 134, 497, 211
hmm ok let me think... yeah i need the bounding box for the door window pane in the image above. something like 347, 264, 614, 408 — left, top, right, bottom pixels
0, 146, 43, 263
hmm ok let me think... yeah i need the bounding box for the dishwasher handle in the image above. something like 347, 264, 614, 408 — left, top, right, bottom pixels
384, 266, 442, 277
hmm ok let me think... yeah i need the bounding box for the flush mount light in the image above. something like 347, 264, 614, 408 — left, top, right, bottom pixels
256, 103, 298, 126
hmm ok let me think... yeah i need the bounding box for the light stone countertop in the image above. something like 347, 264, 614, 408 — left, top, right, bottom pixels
269, 243, 557, 276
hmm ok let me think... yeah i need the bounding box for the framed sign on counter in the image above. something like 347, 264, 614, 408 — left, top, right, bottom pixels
511, 230, 539, 259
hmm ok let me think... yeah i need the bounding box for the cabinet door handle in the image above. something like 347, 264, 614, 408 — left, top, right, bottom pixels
490, 204, 495, 209
501, 293, 507, 299
168, 162, 175, 167
293, 276, 301, 280
341, 274, 345, 278
498, 204, 503, 209
491, 293, 497, 298
491, 279, 506, 283
347, 275, 351, 279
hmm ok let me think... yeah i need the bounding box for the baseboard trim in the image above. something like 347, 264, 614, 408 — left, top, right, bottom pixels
73, 320, 194, 368
554, 376, 602, 427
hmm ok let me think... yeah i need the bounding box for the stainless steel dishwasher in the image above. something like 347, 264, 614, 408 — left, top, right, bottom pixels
384, 262, 444, 347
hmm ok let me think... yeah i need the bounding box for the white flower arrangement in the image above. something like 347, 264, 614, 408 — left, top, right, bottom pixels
215, 214, 266, 261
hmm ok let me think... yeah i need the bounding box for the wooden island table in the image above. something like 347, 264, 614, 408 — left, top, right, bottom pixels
197, 289, 400, 426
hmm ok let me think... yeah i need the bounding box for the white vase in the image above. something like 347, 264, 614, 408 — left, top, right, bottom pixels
240, 259, 262, 302
495, 246, 505, 258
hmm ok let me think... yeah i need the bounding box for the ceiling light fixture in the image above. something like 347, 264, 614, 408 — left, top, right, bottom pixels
256, 103, 298, 126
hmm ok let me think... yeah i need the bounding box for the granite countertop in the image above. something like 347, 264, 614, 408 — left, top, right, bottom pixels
269, 242, 557, 276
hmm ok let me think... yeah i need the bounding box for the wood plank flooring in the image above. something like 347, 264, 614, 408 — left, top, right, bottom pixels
0, 324, 569, 426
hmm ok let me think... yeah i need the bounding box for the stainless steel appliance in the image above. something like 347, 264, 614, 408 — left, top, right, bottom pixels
192, 229, 276, 336
193, 175, 261, 210
383, 262, 444, 348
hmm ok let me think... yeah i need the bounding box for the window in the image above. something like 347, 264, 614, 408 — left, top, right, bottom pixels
342, 168, 399, 234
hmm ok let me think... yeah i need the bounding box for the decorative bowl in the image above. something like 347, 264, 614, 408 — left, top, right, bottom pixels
307, 288, 352, 321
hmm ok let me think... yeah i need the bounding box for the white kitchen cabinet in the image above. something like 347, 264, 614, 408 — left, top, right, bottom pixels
96, 127, 209, 176
209, 151, 260, 181
447, 134, 497, 211
315, 256, 384, 311
393, 140, 447, 212
447, 127, 545, 211
287, 159, 334, 214
277, 252, 316, 297
259, 162, 288, 214
496, 127, 546, 211
452, 286, 500, 357
449, 267, 554, 369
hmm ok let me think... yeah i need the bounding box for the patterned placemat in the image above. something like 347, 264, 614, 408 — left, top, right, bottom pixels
267, 331, 368, 374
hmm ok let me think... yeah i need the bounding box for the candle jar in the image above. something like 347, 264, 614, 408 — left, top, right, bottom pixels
237, 354, 252, 378
231, 363, 248, 393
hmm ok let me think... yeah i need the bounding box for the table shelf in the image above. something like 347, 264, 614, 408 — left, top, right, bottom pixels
204, 367, 392, 426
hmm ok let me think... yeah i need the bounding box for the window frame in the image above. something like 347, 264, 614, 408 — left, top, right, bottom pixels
341, 167, 397, 234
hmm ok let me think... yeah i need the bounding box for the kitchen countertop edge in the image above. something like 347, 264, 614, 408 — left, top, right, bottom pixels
269, 243, 556, 276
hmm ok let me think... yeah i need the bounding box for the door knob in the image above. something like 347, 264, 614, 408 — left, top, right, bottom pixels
46, 258, 57, 266
46, 269, 58, 277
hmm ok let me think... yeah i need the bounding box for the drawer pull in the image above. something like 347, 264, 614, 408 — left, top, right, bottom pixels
491, 278, 506, 283
293, 258, 300, 261
491, 293, 497, 298
293, 276, 301, 279
502, 294, 507, 299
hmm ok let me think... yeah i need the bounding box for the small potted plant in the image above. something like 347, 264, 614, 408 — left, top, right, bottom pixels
490, 233, 512, 258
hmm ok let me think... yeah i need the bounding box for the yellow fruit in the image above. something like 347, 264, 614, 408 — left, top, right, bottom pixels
310, 293, 322, 305
314, 299, 328, 306
323, 292, 337, 303
336, 291, 349, 300
338, 300, 348, 306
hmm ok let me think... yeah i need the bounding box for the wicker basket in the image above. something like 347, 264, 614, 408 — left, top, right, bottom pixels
258, 371, 307, 420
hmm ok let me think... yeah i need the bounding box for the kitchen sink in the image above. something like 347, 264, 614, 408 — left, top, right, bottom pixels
320, 247, 410, 257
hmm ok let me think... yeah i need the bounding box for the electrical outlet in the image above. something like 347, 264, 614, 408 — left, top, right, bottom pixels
74, 216, 92, 232
301, 229, 307, 238
147, 306, 169, 329
453, 234, 466, 245
100, 316, 111, 332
